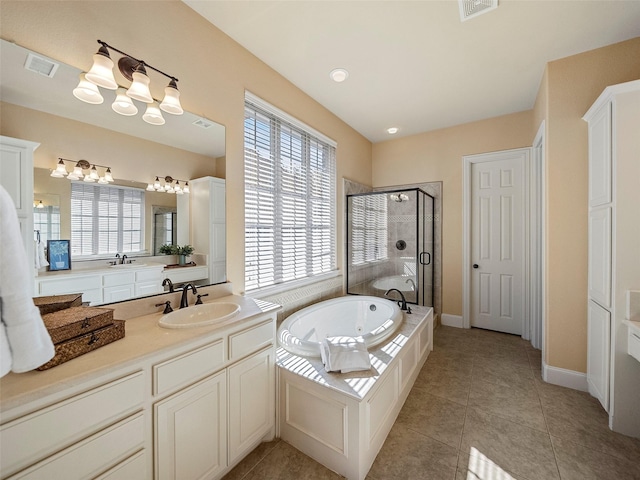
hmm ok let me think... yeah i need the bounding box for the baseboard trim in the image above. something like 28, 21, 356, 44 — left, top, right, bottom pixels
542, 361, 588, 392
441, 314, 464, 328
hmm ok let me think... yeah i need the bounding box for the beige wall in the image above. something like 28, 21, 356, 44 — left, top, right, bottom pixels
541, 37, 640, 372
372, 111, 534, 315
0, 0, 372, 293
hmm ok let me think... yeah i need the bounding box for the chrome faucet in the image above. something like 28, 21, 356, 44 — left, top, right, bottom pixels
385, 288, 409, 312
180, 283, 198, 309
162, 278, 174, 293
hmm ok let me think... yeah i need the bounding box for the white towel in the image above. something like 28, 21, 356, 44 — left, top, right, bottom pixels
37, 240, 48, 268
0, 186, 54, 377
320, 335, 371, 373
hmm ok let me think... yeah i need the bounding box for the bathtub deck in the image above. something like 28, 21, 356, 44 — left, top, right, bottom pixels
277, 305, 433, 480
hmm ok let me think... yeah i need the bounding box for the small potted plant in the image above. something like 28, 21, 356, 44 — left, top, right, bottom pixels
159, 244, 194, 265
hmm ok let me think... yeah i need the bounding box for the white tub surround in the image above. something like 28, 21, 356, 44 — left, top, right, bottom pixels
277, 306, 433, 480
0, 291, 281, 480
278, 296, 403, 357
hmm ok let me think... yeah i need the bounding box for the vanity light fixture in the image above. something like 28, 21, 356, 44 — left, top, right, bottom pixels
51, 158, 115, 184
146, 176, 190, 195
35, 200, 44, 209
390, 193, 409, 203
75, 40, 183, 126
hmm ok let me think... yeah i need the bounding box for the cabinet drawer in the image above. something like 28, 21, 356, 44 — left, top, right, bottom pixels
39, 274, 101, 295
9, 413, 144, 480
95, 450, 147, 480
153, 340, 224, 396
229, 319, 273, 362
135, 268, 162, 283
103, 272, 135, 287
0, 371, 144, 477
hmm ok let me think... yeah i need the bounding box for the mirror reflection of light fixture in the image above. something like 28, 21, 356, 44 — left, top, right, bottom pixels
75, 40, 183, 126
35, 200, 44, 209
51, 158, 114, 183
390, 193, 409, 203
147, 175, 189, 195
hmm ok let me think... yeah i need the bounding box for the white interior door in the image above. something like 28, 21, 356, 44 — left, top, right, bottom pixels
470, 150, 527, 335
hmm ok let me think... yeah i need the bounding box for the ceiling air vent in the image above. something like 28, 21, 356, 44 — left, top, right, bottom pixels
459, 0, 498, 22
193, 117, 215, 129
24, 52, 59, 78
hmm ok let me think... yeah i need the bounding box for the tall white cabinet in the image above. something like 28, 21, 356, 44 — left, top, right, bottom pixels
190, 176, 226, 285
584, 79, 640, 437
0, 135, 39, 294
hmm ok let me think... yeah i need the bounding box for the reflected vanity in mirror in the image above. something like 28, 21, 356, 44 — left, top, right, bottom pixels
1, 39, 227, 305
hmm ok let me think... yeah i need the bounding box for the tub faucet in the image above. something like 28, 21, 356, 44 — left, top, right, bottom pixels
405, 278, 416, 292
385, 288, 409, 312
180, 283, 198, 309
162, 278, 174, 293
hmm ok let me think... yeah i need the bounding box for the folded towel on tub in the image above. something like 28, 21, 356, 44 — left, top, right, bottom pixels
320, 335, 371, 373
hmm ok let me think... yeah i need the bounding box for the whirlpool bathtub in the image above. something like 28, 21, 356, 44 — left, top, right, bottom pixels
277, 295, 403, 357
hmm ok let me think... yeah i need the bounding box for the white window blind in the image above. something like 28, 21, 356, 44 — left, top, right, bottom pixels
350, 195, 388, 265
33, 205, 60, 243
244, 95, 336, 292
71, 183, 144, 256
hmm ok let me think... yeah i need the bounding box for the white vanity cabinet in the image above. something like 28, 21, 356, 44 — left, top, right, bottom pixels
0, 135, 39, 294
190, 177, 226, 285
584, 79, 640, 436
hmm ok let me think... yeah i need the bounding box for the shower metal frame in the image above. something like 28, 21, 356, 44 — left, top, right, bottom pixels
346, 187, 435, 306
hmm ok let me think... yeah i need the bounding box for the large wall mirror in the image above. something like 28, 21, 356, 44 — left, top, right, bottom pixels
1, 39, 226, 299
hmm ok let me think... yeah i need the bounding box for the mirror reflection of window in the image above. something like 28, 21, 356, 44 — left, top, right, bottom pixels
33, 204, 61, 243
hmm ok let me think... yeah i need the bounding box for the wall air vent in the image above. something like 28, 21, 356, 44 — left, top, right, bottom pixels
193, 117, 215, 129
459, 0, 498, 22
24, 52, 59, 78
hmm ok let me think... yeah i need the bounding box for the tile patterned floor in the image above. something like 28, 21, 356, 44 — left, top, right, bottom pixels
224, 325, 640, 480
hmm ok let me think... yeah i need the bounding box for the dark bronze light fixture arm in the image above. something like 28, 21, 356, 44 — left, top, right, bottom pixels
97, 40, 178, 83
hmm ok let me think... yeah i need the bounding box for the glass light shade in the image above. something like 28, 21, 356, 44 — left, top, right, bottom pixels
126, 70, 153, 103
159, 84, 183, 115
183, 182, 190, 194
90, 166, 100, 180
73, 74, 104, 104
85, 52, 117, 90
166, 188, 175, 194
143, 102, 165, 125
112, 88, 138, 116
50, 170, 65, 178
153, 177, 162, 190
98, 176, 109, 184
36, 201, 44, 209
104, 168, 114, 182
83, 175, 95, 183
164, 183, 173, 192
66, 172, 81, 181
174, 181, 183, 195
146, 184, 155, 191
55, 159, 68, 176
71, 165, 84, 179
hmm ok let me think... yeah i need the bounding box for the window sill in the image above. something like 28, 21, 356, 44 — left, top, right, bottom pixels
247, 270, 341, 299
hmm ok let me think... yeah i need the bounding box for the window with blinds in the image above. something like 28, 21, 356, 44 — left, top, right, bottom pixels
349, 194, 388, 265
71, 183, 144, 256
33, 205, 61, 244
244, 95, 336, 292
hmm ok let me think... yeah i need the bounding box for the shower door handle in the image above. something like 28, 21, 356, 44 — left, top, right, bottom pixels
419, 252, 431, 266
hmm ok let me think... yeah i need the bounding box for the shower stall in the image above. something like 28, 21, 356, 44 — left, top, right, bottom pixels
346, 188, 435, 307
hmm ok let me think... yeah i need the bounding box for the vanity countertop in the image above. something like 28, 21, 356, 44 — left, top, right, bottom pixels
36, 261, 169, 278
0, 294, 280, 412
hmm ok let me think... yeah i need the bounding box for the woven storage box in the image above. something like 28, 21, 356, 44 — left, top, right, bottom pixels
37, 320, 125, 371
33, 294, 83, 315
42, 306, 114, 344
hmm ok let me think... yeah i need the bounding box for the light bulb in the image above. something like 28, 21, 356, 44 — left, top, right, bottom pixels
73, 73, 104, 104
143, 102, 165, 126
112, 87, 138, 116
85, 45, 117, 90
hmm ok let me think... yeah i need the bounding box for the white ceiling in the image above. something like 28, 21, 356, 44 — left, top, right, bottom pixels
184, 0, 640, 143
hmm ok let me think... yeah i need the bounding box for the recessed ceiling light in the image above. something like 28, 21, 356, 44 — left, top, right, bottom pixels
387, 127, 399, 135
330, 68, 349, 83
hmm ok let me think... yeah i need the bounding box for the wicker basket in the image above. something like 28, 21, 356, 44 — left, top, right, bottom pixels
37, 320, 125, 371
42, 306, 114, 344
33, 294, 83, 315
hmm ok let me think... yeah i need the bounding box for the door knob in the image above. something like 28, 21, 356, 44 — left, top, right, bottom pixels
473, 264, 479, 269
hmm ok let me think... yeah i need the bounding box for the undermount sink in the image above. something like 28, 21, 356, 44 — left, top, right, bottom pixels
109, 263, 147, 268
158, 302, 241, 329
